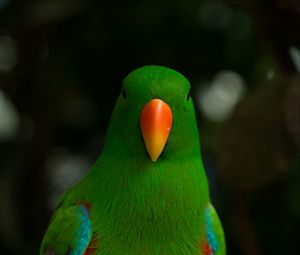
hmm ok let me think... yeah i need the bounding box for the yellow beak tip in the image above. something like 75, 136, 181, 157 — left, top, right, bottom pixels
151, 157, 157, 162
149, 153, 159, 162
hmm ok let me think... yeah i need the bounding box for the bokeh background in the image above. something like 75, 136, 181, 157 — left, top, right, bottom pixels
0, 0, 299, 254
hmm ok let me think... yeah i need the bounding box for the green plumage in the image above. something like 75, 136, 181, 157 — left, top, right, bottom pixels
40, 66, 225, 255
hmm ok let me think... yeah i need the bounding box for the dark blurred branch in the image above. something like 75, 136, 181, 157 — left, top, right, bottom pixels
230, 0, 300, 73
234, 193, 262, 255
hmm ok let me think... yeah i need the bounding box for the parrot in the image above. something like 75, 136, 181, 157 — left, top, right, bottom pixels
40, 65, 226, 255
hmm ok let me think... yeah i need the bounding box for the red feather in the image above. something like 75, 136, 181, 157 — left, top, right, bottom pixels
200, 241, 213, 255
204, 242, 213, 255
83, 236, 99, 255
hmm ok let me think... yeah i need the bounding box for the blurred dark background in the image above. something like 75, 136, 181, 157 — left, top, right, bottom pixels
0, 0, 299, 254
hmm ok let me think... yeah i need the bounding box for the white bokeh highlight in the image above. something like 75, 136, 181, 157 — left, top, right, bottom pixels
198, 70, 246, 122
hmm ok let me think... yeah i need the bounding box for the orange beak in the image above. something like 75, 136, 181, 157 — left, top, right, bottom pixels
140, 99, 173, 162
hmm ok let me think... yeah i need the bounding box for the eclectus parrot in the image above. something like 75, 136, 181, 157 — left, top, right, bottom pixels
40, 66, 226, 255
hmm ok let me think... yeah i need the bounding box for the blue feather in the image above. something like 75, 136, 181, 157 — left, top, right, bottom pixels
71, 205, 92, 255
205, 207, 219, 254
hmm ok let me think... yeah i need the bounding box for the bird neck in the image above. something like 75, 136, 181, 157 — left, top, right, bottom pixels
91, 153, 210, 215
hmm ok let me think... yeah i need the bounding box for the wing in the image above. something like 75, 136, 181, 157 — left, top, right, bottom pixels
201, 203, 226, 255
40, 202, 98, 255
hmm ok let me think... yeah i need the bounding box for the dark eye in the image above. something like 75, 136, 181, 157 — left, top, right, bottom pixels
186, 88, 191, 101
121, 89, 127, 98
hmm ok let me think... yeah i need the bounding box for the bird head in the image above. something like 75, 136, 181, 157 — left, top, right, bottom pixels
103, 65, 200, 163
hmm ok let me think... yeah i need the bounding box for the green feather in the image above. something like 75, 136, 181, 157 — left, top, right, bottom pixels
40, 203, 92, 254
205, 203, 226, 255
40, 65, 226, 255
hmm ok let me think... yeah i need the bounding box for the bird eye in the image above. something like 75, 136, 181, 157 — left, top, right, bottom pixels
186, 88, 191, 101
121, 89, 127, 98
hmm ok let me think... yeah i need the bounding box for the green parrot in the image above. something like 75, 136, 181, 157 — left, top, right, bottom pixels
40, 65, 226, 255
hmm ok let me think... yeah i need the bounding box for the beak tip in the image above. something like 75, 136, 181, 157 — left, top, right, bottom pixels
150, 156, 158, 162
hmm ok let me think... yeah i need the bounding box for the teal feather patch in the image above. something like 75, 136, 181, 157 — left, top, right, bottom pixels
72, 204, 92, 255
205, 207, 219, 253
